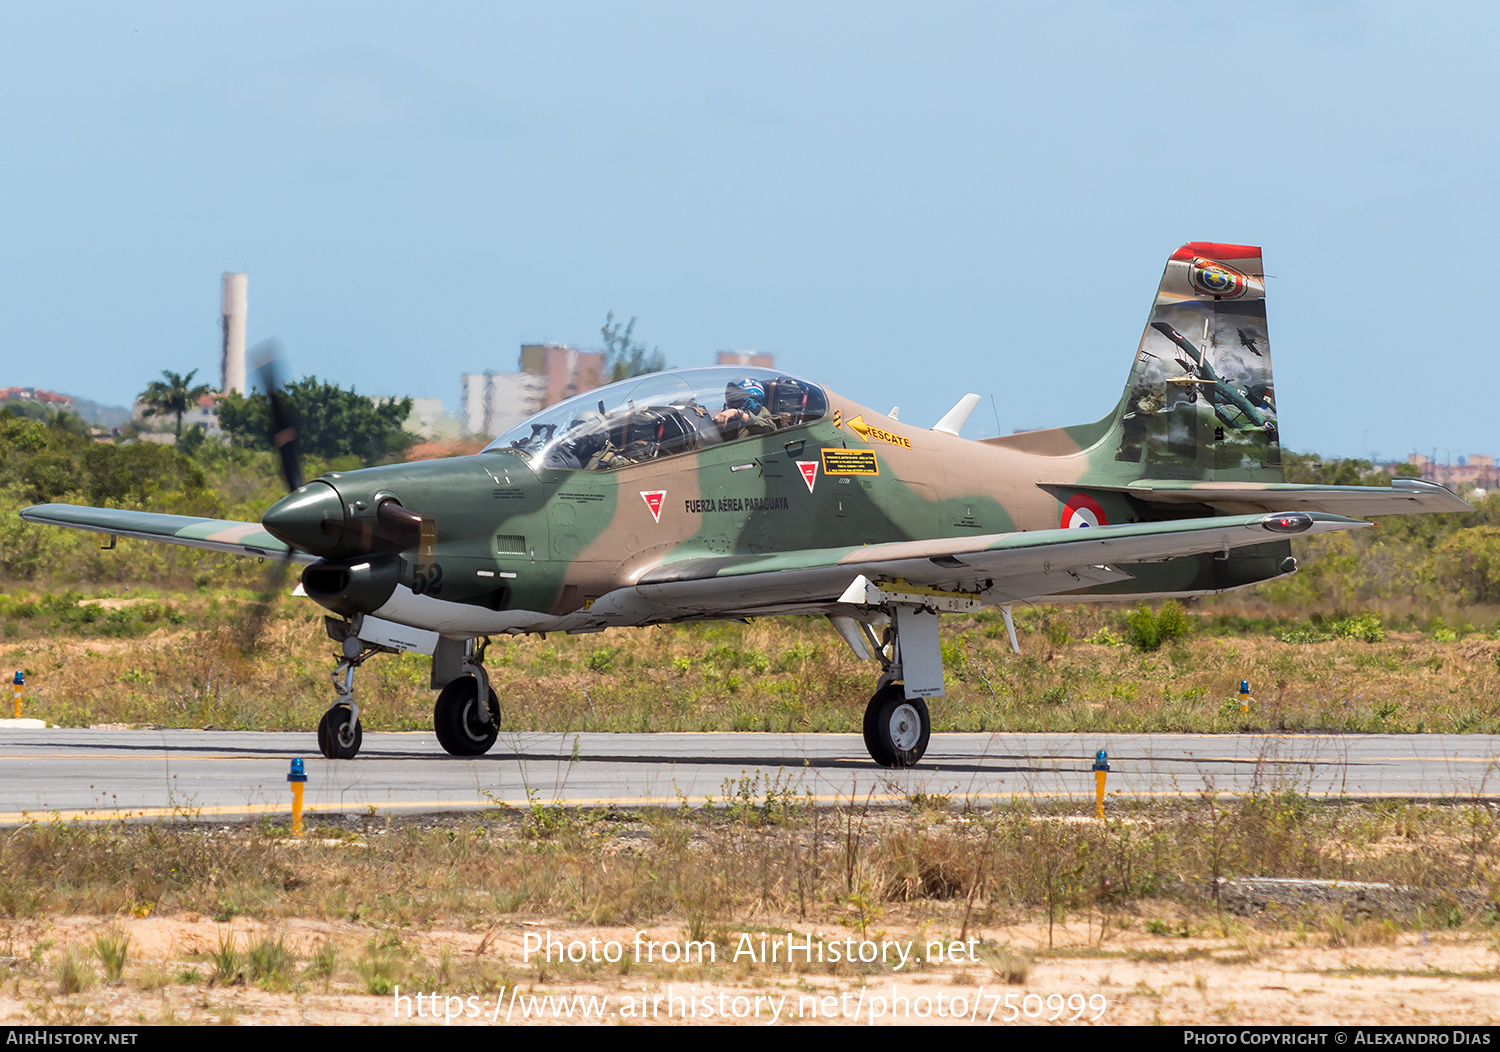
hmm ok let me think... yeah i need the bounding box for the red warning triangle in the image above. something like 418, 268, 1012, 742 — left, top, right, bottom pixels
796, 460, 818, 492
640, 490, 666, 523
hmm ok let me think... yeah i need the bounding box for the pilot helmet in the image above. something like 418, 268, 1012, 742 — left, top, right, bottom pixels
725, 377, 766, 409
569, 409, 606, 433
566, 410, 608, 456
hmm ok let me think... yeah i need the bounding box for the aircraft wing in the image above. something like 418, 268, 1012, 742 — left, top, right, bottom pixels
18, 504, 314, 563
631, 512, 1368, 616
1055, 477, 1469, 516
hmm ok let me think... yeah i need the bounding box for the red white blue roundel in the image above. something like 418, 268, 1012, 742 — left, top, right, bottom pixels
1188, 257, 1248, 299
1061, 493, 1108, 529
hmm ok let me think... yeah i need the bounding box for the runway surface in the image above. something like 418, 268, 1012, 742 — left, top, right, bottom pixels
0, 727, 1497, 822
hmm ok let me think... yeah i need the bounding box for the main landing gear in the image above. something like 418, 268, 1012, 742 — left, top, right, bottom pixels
838, 614, 938, 769
432, 638, 500, 757
831, 578, 985, 769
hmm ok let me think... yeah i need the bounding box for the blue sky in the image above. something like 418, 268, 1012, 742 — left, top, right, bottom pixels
1, 2, 1494, 460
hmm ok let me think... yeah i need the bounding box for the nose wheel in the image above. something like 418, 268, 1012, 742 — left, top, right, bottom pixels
317, 703, 362, 760
316, 623, 386, 760
862, 683, 930, 768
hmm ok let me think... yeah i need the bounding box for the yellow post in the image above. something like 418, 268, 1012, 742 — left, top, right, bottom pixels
11, 671, 22, 719
1092, 749, 1109, 819
287, 758, 307, 837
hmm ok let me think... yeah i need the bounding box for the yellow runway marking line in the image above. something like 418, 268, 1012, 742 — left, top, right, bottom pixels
0, 752, 293, 762
1118, 755, 1500, 765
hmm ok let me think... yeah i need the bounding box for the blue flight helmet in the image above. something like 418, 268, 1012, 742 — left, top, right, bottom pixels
725, 377, 766, 411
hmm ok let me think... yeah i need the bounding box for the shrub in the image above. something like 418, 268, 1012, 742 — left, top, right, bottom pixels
1123, 601, 1190, 651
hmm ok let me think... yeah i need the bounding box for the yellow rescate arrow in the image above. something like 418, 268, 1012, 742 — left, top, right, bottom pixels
844, 414, 912, 450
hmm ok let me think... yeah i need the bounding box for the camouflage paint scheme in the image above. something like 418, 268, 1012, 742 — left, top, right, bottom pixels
20, 243, 1469, 761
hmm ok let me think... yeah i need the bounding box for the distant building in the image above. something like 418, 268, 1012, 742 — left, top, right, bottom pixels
716, 350, 776, 369
403, 397, 461, 441
461, 344, 605, 438
130, 392, 224, 441
1385, 453, 1500, 492
520, 343, 605, 406
0, 386, 73, 411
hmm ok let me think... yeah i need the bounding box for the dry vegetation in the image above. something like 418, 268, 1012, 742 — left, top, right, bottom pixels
1, 788, 1498, 1025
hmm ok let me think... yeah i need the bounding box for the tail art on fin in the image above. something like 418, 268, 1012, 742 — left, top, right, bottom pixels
1115, 243, 1281, 481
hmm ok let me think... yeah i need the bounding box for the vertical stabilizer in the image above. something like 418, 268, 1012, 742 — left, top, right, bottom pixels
1113, 243, 1281, 481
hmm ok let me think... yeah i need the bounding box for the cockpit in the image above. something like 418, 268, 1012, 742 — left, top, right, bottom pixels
481, 367, 828, 471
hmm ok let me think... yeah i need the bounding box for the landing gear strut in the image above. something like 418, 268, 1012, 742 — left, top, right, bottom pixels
433, 638, 500, 757
834, 583, 965, 767
317, 621, 392, 760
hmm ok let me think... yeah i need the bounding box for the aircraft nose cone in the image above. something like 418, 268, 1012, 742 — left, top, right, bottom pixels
262, 480, 345, 557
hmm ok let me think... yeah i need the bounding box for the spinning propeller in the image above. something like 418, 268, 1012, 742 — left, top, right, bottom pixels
252, 344, 439, 626
238, 341, 303, 652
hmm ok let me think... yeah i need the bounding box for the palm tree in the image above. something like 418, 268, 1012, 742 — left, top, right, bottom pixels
139, 369, 214, 438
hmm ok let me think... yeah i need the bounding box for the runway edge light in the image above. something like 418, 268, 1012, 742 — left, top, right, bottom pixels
287, 757, 307, 837
1093, 749, 1110, 820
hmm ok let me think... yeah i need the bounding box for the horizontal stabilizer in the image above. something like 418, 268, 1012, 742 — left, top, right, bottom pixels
1053, 477, 1470, 517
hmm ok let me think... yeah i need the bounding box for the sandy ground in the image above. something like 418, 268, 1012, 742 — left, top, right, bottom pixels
1, 913, 1497, 1026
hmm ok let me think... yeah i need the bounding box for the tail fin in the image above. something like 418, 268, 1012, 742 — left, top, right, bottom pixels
1113, 242, 1282, 481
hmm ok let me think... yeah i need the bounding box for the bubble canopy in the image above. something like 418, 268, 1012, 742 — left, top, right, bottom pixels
481, 367, 828, 471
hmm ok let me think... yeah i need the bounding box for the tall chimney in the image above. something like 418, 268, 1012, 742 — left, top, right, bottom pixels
220, 272, 248, 394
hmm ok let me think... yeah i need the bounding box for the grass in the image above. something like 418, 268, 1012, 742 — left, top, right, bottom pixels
0, 790, 1496, 939
5, 589, 1500, 736
246, 931, 294, 990
354, 935, 405, 996
210, 930, 242, 987
55, 946, 96, 995
93, 925, 129, 981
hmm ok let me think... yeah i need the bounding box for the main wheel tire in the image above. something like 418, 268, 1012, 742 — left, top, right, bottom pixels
861, 683, 930, 768
433, 676, 501, 756
317, 703, 363, 760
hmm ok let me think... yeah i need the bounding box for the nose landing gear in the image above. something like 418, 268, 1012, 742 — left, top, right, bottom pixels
316, 618, 401, 760
318, 638, 378, 760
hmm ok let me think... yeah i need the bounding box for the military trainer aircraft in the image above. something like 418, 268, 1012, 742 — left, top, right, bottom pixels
21, 243, 1468, 767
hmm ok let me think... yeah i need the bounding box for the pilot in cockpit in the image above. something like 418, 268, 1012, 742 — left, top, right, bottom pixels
713, 377, 777, 440
545, 410, 634, 470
